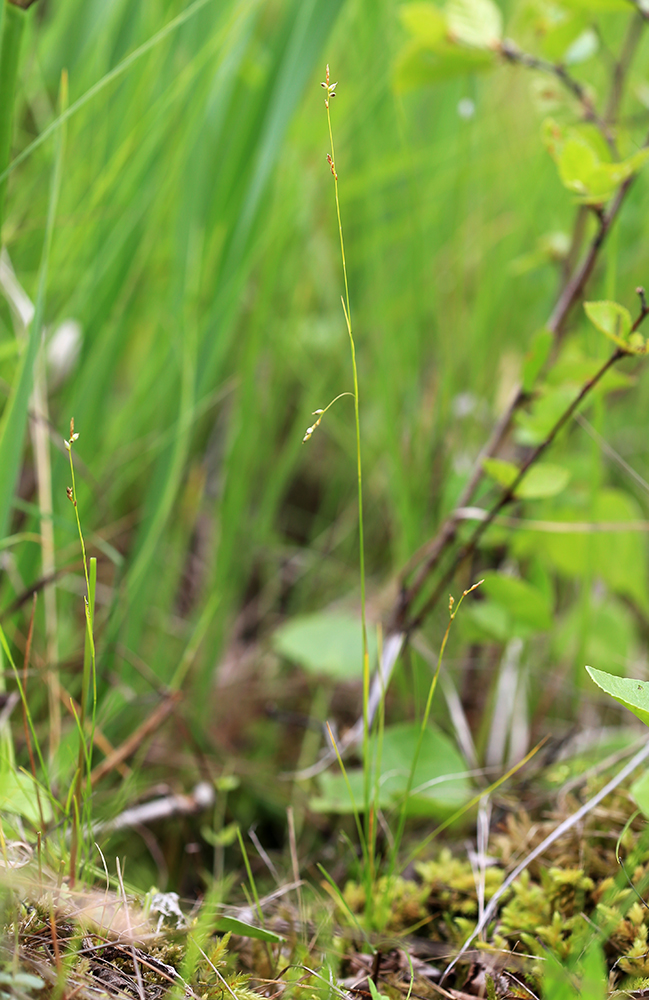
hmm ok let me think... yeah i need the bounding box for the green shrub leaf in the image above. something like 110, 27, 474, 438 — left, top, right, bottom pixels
0, 770, 52, 826
394, 38, 494, 89
272, 611, 376, 679
480, 571, 553, 632
584, 299, 641, 352
544, 119, 649, 204
483, 458, 570, 499
399, 2, 447, 44
522, 328, 553, 392
310, 722, 471, 816
585, 666, 649, 728
446, 0, 503, 48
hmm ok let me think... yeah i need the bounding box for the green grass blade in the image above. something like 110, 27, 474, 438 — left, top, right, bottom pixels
0, 68, 67, 543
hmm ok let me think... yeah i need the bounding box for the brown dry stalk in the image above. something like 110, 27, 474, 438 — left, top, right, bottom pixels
90, 690, 182, 786
59, 687, 130, 780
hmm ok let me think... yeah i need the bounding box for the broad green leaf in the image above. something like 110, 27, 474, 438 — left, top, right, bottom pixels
394, 38, 494, 90
0, 973, 44, 991
310, 723, 472, 816
552, 598, 635, 677
515, 385, 579, 446
542, 939, 607, 1000
543, 489, 649, 611
544, 119, 649, 204
0, 769, 52, 826
480, 571, 553, 632
522, 328, 553, 393
483, 458, 570, 499
584, 300, 633, 351
558, 136, 599, 194
547, 344, 631, 388
564, 29, 598, 65
272, 611, 377, 680
586, 666, 649, 728
464, 600, 510, 642
446, 0, 502, 48
399, 2, 447, 44
540, 13, 587, 62
213, 916, 284, 942
517, 463, 571, 499
482, 457, 518, 488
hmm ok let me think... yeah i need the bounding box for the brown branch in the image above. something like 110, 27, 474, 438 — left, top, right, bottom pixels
405, 348, 625, 633
606, 11, 646, 122
500, 40, 617, 153
403, 294, 649, 632
395, 4, 649, 627
90, 690, 182, 786
393, 173, 635, 629
624, 0, 649, 22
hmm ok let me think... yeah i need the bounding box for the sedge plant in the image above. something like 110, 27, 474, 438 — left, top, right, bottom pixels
303, 66, 371, 840
304, 69, 490, 931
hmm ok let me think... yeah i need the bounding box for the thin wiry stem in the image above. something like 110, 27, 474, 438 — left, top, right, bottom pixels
323, 69, 370, 822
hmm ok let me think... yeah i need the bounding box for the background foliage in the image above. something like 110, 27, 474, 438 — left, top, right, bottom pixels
2, 0, 649, 895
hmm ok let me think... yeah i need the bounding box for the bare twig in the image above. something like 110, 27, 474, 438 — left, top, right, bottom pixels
90, 690, 182, 786
394, 15, 649, 632
405, 348, 625, 633
500, 40, 617, 152
624, 0, 649, 22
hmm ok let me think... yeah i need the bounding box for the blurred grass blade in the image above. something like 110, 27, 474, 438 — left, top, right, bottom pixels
0, 69, 67, 542
0, 0, 27, 240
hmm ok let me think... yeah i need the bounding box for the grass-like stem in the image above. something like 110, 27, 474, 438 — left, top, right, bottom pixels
66, 423, 97, 883
323, 67, 371, 834
388, 582, 482, 881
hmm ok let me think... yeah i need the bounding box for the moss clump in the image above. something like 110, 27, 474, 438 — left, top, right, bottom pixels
416, 848, 505, 917
342, 876, 428, 932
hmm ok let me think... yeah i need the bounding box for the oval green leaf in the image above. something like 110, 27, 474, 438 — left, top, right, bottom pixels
272, 611, 376, 680
446, 0, 502, 48
480, 571, 553, 632
584, 300, 632, 349
310, 722, 472, 817
394, 38, 494, 89
483, 458, 570, 499
399, 2, 447, 44
585, 665, 649, 728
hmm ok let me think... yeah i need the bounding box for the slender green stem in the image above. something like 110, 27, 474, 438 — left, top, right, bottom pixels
325, 81, 370, 831
0, 0, 26, 243
387, 581, 482, 882
67, 429, 96, 882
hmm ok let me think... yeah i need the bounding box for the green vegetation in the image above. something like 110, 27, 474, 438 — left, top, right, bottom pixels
3, 0, 649, 996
